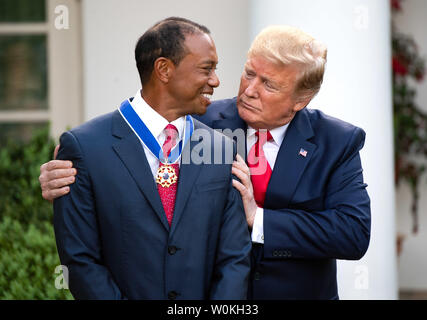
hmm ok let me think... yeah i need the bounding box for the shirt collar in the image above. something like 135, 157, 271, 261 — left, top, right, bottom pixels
130, 89, 185, 140
247, 123, 290, 147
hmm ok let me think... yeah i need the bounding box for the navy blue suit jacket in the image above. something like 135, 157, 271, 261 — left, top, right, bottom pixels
53, 107, 252, 300
195, 98, 371, 300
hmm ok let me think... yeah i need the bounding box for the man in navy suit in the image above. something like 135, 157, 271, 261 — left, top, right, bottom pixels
40, 24, 370, 299
48, 17, 251, 300
196, 26, 371, 299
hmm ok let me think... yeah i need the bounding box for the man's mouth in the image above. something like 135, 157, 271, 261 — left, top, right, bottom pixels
200, 93, 213, 105
239, 99, 258, 112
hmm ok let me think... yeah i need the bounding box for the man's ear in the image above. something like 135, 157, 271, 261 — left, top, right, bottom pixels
153, 57, 174, 83
293, 97, 311, 113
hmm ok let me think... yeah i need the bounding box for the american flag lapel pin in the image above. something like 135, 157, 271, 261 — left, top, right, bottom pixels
299, 148, 308, 157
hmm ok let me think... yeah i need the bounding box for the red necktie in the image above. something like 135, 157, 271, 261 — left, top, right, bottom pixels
157, 124, 179, 226
247, 130, 273, 207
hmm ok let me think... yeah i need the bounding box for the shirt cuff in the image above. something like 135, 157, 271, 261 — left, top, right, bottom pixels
251, 207, 264, 244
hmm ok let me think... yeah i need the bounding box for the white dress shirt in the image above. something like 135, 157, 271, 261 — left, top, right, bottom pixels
129, 89, 185, 179
246, 124, 290, 244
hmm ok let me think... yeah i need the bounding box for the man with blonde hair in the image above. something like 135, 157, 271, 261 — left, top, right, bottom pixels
39, 24, 370, 299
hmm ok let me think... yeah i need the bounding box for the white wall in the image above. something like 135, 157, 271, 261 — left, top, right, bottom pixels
81, 0, 249, 121
250, 0, 397, 299
393, 0, 427, 291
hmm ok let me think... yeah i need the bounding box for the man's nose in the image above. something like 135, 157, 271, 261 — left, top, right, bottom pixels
244, 79, 259, 98
208, 70, 220, 88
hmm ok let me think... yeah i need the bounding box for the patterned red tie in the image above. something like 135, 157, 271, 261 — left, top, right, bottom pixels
157, 124, 179, 226
247, 130, 273, 207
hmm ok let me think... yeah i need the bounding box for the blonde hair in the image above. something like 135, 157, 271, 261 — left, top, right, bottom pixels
248, 25, 327, 101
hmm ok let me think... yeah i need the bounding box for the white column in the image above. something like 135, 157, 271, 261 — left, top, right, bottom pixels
250, 0, 397, 299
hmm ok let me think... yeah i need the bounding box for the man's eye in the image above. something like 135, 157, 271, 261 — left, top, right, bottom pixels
264, 81, 277, 90
245, 71, 255, 78
203, 67, 216, 73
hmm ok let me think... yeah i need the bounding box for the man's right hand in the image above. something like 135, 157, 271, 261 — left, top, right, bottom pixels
39, 144, 77, 202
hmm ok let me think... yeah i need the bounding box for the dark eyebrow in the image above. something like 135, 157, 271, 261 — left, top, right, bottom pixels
199, 59, 218, 67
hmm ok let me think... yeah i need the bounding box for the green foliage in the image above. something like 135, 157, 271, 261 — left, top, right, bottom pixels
0, 127, 73, 299
1, 126, 54, 227
0, 217, 72, 299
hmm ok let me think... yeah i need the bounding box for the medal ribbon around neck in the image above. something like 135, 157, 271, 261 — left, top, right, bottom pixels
118, 99, 194, 164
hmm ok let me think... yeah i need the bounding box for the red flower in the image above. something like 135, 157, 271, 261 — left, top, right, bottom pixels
393, 57, 408, 76
391, 0, 402, 11
415, 71, 424, 82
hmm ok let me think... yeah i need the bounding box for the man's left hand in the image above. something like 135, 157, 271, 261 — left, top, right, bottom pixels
232, 154, 258, 228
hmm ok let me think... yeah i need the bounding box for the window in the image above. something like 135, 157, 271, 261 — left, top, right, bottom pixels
0, 0, 82, 145
0, 0, 48, 145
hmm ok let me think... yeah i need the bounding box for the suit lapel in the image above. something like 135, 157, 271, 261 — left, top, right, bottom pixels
264, 109, 317, 209
111, 110, 170, 231
170, 105, 248, 236
170, 123, 203, 237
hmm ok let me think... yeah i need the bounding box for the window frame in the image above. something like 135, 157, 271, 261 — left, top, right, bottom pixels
0, 0, 83, 141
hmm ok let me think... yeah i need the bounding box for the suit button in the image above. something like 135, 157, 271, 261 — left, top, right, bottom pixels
168, 246, 177, 255
168, 291, 178, 300
254, 272, 261, 280
287, 250, 292, 258
273, 250, 278, 257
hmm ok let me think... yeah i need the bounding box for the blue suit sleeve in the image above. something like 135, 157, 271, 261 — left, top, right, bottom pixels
53, 131, 126, 299
209, 151, 252, 299
263, 127, 371, 260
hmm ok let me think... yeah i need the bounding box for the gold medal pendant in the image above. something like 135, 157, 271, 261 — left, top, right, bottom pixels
156, 164, 178, 188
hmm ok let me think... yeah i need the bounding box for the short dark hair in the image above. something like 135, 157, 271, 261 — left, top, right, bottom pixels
135, 17, 211, 85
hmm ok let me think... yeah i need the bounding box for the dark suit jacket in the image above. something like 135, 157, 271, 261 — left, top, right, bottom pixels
195, 97, 371, 300
53, 107, 252, 300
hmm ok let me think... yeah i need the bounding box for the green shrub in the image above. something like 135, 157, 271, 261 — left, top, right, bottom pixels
0, 127, 73, 299
0, 126, 55, 227
0, 217, 72, 299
